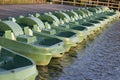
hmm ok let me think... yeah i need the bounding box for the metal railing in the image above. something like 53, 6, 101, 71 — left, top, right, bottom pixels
52, 0, 120, 10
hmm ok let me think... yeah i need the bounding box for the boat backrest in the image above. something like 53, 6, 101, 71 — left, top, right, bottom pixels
3, 21, 24, 36
48, 14, 60, 24
4, 30, 16, 40
29, 17, 45, 29
62, 12, 71, 22
23, 27, 33, 36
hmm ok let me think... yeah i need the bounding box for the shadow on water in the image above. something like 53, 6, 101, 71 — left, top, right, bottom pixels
35, 28, 106, 80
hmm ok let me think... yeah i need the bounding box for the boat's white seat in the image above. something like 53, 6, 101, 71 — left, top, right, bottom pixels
33, 25, 41, 32
4, 30, 16, 40
45, 22, 51, 29
11, 33, 16, 40
24, 27, 33, 36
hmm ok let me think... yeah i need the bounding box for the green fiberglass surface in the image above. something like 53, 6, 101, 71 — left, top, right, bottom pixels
0, 47, 38, 80
16, 16, 80, 51
0, 21, 66, 65
0, 6, 119, 66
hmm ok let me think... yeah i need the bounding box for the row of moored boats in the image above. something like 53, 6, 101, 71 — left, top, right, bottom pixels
0, 6, 120, 80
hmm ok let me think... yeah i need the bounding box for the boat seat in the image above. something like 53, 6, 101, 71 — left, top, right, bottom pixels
42, 22, 56, 35
24, 27, 33, 36
4, 30, 16, 40
33, 25, 41, 32
45, 22, 51, 29
60, 18, 64, 25
53, 21, 59, 26
64, 18, 69, 23
9, 17, 16, 22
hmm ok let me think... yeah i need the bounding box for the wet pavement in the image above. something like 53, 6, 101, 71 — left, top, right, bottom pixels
36, 20, 120, 80
0, 4, 78, 19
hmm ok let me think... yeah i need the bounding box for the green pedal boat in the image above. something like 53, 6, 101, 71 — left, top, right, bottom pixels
63, 8, 118, 32
40, 12, 90, 39
0, 46, 38, 80
0, 21, 66, 66
16, 16, 80, 52
36, 13, 88, 42
63, 10, 102, 31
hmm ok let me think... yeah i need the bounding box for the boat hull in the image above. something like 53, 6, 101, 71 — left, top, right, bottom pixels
0, 37, 52, 66
0, 47, 38, 80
